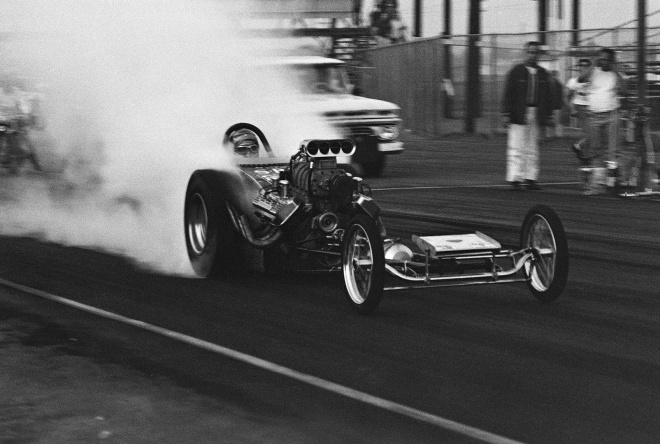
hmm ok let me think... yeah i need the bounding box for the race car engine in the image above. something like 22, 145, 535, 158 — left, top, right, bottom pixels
251, 139, 358, 233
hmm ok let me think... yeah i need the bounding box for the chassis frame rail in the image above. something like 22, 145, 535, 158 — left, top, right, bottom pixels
383, 248, 538, 291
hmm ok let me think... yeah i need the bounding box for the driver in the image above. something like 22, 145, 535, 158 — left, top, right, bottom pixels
231, 128, 259, 158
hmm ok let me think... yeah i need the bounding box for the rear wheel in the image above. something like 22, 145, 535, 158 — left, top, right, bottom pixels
520, 205, 569, 303
342, 213, 385, 314
184, 172, 236, 277
359, 154, 386, 177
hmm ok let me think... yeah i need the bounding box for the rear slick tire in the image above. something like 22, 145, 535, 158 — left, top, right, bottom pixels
184, 172, 236, 278
342, 213, 385, 314
520, 204, 569, 303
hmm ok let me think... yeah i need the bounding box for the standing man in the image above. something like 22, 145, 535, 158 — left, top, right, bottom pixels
578, 47, 627, 195
582, 48, 627, 168
502, 41, 553, 190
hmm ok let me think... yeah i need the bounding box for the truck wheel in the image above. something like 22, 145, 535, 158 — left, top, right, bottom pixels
520, 205, 569, 303
360, 154, 386, 177
342, 213, 385, 314
184, 172, 236, 278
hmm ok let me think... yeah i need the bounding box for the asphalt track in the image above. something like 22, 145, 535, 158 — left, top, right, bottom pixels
1, 133, 659, 443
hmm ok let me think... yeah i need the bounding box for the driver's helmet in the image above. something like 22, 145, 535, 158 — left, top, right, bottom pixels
231, 129, 259, 158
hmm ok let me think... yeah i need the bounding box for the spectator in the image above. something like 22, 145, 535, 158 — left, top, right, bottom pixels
501, 41, 553, 191
619, 105, 656, 194
389, 10, 406, 43
566, 58, 592, 164
580, 47, 628, 195
375, 10, 392, 40
547, 69, 565, 139
369, 4, 381, 30
370, 1, 405, 44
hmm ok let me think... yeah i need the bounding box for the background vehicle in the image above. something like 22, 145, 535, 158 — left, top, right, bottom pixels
223, 56, 403, 177
0, 114, 40, 174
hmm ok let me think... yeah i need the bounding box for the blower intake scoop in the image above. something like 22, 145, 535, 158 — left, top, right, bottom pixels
300, 139, 355, 157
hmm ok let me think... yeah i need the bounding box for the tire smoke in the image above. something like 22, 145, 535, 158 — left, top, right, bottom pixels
0, 0, 338, 275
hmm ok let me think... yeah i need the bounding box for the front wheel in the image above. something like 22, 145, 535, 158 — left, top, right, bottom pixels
520, 205, 569, 303
342, 213, 385, 314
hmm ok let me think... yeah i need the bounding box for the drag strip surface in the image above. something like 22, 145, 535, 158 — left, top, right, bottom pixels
1, 135, 659, 443
0, 275, 523, 444
1, 224, 659, 443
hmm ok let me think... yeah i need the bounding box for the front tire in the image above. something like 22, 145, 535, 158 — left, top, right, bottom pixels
342, 213, 385, 314
184, 172, 236, 278
520, 205, 569, 303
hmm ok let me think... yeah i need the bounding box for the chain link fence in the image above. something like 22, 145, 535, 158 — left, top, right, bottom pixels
359, 27, 660, 137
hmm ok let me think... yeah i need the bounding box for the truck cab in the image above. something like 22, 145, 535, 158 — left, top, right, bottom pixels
283, 56, 404, 176
276, 56, 404, 176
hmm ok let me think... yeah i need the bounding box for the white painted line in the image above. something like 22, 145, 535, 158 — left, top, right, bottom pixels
0, 277, 523, 444
373, 182, 580, 192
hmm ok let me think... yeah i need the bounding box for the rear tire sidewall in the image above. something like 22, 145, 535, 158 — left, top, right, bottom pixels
342, 213, 385, 314
520, 204, 569, 303
185, 172, 235, 278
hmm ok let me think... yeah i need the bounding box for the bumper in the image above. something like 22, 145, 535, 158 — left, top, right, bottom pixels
378, 141, 404, 154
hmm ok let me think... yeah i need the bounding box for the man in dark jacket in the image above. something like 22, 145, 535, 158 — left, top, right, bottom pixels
502, 41, 553, 190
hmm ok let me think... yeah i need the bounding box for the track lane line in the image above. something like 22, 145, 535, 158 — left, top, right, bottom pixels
372, 181, 580, 191
0, 277, 523, 444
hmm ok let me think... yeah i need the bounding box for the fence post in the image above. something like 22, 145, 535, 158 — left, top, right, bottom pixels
490, 34, 498, 137
436, 38, 444, 136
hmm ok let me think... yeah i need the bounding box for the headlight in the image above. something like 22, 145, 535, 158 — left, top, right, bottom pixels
372, 124, 400, 141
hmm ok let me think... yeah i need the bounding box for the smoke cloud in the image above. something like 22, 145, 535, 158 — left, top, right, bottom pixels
0, 0, 338, 275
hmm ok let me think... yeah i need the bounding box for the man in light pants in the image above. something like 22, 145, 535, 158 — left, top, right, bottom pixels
502, 41, 553, 191
581, 47, 627, 194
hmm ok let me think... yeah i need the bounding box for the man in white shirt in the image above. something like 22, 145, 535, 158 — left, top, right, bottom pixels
583, 48, 626, 168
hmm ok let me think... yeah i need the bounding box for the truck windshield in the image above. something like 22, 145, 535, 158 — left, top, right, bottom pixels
291, 64, 352, 95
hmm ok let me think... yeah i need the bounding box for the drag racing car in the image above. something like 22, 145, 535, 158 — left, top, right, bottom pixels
184, 138, 569, 314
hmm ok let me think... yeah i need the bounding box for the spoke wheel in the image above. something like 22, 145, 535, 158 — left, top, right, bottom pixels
342, 214, 385, 314
520, 205, 569, 303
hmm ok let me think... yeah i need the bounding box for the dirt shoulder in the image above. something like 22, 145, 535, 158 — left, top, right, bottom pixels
0, 307, 306, 444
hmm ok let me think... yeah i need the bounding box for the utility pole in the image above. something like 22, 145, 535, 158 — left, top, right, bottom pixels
637, 0, 647, 106
571, 0, 580, 46
636, 0, 653, 192
443, 0, 453, 118
538, 0, 547, 44
414, 0, 423, 37
465, 0, 481, 133
352, 0, 362, 26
